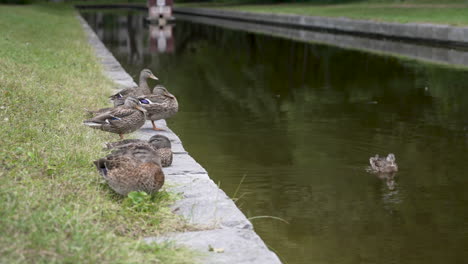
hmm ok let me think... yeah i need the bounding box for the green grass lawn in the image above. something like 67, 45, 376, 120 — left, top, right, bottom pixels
177, 1, 468, 26
0, 3, 195, 263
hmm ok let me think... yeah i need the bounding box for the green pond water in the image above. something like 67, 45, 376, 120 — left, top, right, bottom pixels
83, 11, 468, 264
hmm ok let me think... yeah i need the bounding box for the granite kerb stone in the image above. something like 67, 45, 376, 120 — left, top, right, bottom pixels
78, 14, 281, 264
144, 228, 281, 264
174, 7, 468, 46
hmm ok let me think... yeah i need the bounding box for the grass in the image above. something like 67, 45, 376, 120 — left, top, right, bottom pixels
0, 3, 196, 263
177, 0, 468, 26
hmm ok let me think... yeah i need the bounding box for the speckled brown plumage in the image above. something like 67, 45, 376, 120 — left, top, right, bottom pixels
106, 135, 173, 167
83, 97, 147, 139
137, 85, 178, 130
155, 148, 172, 167
85, 106, 117, 117
94, 145, 164, 196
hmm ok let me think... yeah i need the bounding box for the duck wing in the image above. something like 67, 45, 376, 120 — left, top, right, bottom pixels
85, 106, 114, 117
93, 154, 132, 179
124, 144, 161, 165
375, 158, 390, 169
109, 87, 137, 100
138, 94, 167, 105
106, 139, 145, 150
85, 107, 138, 125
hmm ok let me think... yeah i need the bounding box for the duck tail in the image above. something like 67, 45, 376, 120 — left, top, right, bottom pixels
83, 108, 99, 118
83, 121, 103, 128
94, 158, 109, 178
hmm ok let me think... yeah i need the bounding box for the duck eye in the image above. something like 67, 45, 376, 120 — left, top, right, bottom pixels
139, 99, 150, 104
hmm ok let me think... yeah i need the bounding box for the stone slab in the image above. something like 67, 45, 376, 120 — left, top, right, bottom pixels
174, 7, 468, 47
145, 228, 280, 264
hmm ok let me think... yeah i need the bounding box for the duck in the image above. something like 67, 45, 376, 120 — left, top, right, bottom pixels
138, 85, 178, 131
94, 144, 164, 196
369, 153, 398, 173
110, 69, 158, 106
106, 134, 173, 167
83, 97, 147, 139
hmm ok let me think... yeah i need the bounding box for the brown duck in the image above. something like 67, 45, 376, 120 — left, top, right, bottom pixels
369, 153, 398, 173
83, 97, 146, 139
110, 69, 158, 106
106, 134, 173, 167
94, 144, 164, 196
138, 85, 178, 130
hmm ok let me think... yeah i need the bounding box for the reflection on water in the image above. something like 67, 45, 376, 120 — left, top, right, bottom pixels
149, 24, 175, 53
175, 13, 468, 68
375, 172, 402, 213
82, 10, 468, 264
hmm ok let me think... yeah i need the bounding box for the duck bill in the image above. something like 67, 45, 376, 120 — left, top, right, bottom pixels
136, 106, 147, 113
150, 74, 158, 80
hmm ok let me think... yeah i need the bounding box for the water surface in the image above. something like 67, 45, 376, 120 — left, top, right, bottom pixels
83, 11, 468, 264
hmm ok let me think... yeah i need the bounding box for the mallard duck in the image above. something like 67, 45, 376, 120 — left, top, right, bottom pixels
83, 97, 147, 139
106, 134, 173, 167
369, 153, 398, 173
110, 69, 158, 106
94, 144, 164, 196
138, 85, 178, 131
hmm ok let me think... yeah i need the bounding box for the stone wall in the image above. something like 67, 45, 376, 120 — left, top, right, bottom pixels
174, 7, 468, 47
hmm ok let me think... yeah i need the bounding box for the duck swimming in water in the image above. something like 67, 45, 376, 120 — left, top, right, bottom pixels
369, 153, 398, 173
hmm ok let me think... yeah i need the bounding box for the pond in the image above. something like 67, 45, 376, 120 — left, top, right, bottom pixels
82, 10, 468, 264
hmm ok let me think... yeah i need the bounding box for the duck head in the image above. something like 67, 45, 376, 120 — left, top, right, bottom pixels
153, 85, 175, 99
149, 134, 171, 149
140, 69, 158, 81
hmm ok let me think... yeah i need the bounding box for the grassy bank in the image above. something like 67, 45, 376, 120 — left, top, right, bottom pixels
177, 0, 468, 26
0, 3, 195, 263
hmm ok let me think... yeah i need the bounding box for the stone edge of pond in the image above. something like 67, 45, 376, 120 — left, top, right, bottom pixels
77, 15, 282, 264
174, 7, 468, 48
